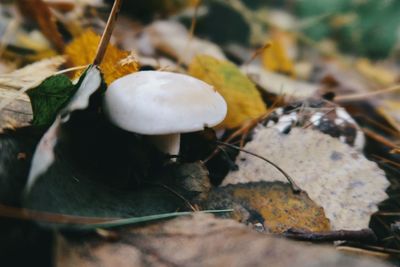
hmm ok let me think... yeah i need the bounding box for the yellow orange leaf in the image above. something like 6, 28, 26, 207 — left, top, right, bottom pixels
377, 99, 400, 132
188, 55, 267, 129
356, 58, 397, 86
200, 182, 330, 233
65, 29, 139, 85
262, 30, 295, 76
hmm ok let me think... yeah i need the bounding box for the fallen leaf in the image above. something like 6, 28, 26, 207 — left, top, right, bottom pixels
262, 30, 296, 76
242, 64, 319, 100
16, 30, 52, 52
355, 59, 397, 86
189, 55, 267, 128
0, 56, 66, 90
56, 213, 390, 267
223, 128, 389, 230
0, 89, 32, 129
197, 181, 330, 233
24, 161, 207, 225
27, 74, 75, 126
25, 66, 103, 191
143, 20, 227, 65
0, 56, 66, 127
16, 0, 65, 52
65, 29, 139, 85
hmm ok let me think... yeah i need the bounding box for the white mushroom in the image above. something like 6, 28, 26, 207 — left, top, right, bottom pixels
103, 71, 227, 156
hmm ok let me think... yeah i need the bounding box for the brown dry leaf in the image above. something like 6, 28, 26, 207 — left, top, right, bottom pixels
65, 29, 139, 85
188, 55, 267, 128
223, 128, 389, 230
0, 88, 32, 129
198, 182, 330, 233
262, 30, 296, 76
16, 0, 65, 53
0, 56, 64, 128
0, 56, 66, 90
56, 213, 390, 267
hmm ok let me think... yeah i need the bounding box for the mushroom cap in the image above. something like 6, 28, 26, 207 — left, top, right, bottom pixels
104, 71, 227, 134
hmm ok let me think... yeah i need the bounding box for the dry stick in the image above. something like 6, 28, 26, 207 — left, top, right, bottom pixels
55, 65, 89, 75
336, 246, 390, 259
343, 243, 400, 255
335, 84, 400, 103
150, 183, 197, 212
216, 141, 301, 193
284, 228, 377, 242
362, 127, 399, 150
93, 0, 123, 66
371, 155, 400, 169
0, 204, 116, 225
353, 114, 400, 137
243, 42, 272, 67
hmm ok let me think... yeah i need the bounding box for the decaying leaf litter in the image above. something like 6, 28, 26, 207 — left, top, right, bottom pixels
0, 0, 399, 266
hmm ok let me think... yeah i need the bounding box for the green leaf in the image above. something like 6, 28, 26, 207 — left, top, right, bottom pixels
27, 74, 76, 126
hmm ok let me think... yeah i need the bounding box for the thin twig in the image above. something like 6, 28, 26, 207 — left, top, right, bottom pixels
0, 204, 115, 224
216, 141, 301, 193
363, 127, 399, 150
55, 65, 89, 75
93, 0, 123, 66
335, 84, 400, 102
336, 246, 390, 259
371, 155, 400, 169
353, 114, 400, 137
284, 228, 377, 242
344, 242, 400, 255
243, 42, 272, 67
151, 183, 197, 212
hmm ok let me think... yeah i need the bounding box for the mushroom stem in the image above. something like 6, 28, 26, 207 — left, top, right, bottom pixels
148, 133, 181, 157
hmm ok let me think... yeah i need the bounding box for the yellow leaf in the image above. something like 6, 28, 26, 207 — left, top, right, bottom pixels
188, 55, 267, 129
261, 30, 295, 76
65, 29, 139, 85
377, 99, 400, 132
200, 182, 331, 233
356, 58, 397, 86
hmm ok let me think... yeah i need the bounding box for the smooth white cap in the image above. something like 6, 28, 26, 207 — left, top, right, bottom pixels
104, 71, 227, 134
